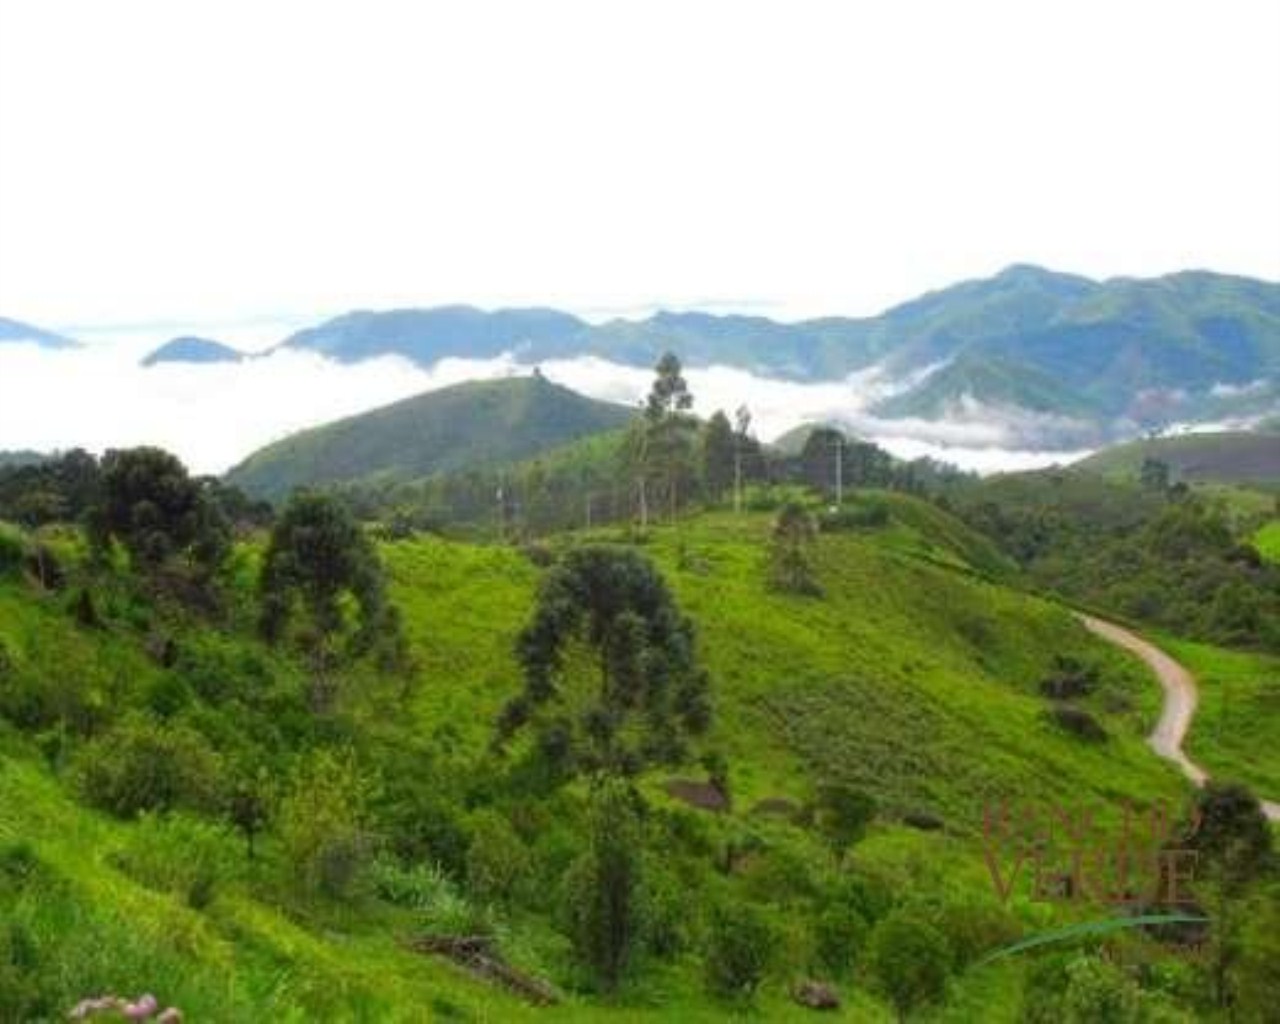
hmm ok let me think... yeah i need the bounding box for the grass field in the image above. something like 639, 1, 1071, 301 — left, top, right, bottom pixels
1166, 637, 1280, 798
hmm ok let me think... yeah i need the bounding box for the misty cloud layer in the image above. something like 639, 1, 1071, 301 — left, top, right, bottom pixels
0, 334, 1096, 477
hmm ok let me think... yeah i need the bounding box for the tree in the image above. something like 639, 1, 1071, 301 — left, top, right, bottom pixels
565, 779, 645, 992
1185, 782, 1274, 1012
769, 502, 821, 595
813, 783, 876, 863
643, 352, 698, 521
496, 545, 712, 778
259, 492, 402, 707
800, 427, 845, 500
88, 447, 228, 578
701, 410, 736, 504
1140, 457, 1171, 493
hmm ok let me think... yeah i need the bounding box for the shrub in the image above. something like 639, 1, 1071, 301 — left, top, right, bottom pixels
866, 908, 952, 1017
819, 504, 890, 531
0, 526, 24, 576
466, 809, 531, 906
73, 717, 225, 818
705, 901, 776, 1001
1046, 704, 1108, 743
277, 748, 375, 899
1039, 655, 1099, 700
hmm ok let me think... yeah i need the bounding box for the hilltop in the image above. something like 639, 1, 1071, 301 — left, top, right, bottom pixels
141, 336, 245, 367
1073, 430, 1280, 485
226, 375, 636, 500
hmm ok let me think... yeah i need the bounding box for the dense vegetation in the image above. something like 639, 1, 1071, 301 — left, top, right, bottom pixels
952, 468, 1280, 652
1, 356, 1277, 1021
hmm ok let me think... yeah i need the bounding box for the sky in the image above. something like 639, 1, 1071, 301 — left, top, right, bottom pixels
2, 0, 1279, 329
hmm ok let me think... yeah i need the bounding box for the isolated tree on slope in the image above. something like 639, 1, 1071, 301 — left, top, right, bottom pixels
769, 502, 822, 595
701, 410, 736, 504
496, 545, 712, 778
642, 352, 698, 522
259, 492, 403, 705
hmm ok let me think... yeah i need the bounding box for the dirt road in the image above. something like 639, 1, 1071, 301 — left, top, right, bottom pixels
1077, 613, 1279, 823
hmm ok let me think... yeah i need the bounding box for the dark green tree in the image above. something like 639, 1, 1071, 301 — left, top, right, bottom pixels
701, 410, 736, 504
87, 447, 229, 578
1140, 457, 1171, 492
565, 779, 645, 992
497, 546, 711, 777
813, 782, 876, 863
259, 493, 402, 705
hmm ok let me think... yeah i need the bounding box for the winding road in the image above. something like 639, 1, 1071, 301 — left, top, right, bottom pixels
1077, 613, 1279, 823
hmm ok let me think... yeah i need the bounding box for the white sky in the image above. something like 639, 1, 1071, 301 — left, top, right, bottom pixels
2, 0, 1279, 330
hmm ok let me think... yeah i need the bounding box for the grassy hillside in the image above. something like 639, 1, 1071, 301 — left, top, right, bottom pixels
1167, 638, 1280, 797
226, 375, 635, 501
3, 487, 1221, 1020
1074, 431, 1280, 485
1256, 519, 1280, 562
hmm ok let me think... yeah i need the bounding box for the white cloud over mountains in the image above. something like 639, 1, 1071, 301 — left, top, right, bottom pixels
0, 336, 1094, 478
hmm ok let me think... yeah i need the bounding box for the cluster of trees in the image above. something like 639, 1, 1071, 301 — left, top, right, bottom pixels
335, 353, 966, 539
956, 472, 1280, 651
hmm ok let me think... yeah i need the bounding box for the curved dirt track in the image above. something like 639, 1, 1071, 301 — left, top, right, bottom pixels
1077, 613, 1279, 823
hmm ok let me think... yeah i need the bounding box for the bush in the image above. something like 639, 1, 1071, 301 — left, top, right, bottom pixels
0, 526, 24, 576
73, 717, 225, 818
819, 504, 890, 531
466, 809, 531, 906
277, 748, 375, 899
705, 901, 776, 1002
1039, 655, 1099, 700
1046, 704, 1108, 743
866, 908, 952, 1017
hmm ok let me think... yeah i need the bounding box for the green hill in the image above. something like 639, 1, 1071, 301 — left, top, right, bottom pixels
225, 375, 636, 501
1073, 431, 1280, 484
3, 489, 1229, 1020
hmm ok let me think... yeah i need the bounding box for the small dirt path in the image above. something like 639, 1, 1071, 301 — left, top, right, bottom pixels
1078, 613, 1279, 822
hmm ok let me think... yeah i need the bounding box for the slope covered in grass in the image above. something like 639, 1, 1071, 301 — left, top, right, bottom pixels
0, 492, 1222, 1019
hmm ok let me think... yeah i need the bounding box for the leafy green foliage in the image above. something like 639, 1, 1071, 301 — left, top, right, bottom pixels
498, 545, 711, 777
866, 907, 952, 1017
769, 502, 821, 595
87, 447, 229, 579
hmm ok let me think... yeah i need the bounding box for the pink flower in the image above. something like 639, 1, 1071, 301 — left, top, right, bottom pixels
122, 993, 158, 1019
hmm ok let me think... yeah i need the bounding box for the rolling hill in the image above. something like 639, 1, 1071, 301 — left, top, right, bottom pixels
1073, 431, 1280, 484
226, 375, 636, 500
141, 336, 245, 367
274, 266, 1280, 445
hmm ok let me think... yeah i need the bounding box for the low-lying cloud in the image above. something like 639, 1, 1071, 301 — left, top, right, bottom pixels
1, 334, 1095, 477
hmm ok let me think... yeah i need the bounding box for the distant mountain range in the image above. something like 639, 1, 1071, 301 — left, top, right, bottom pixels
225, 375, 635, 499
6, 265, 1279, 453
0, 317, 77, 349
141, 336, 245, 367
271, 266, 1280, 444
